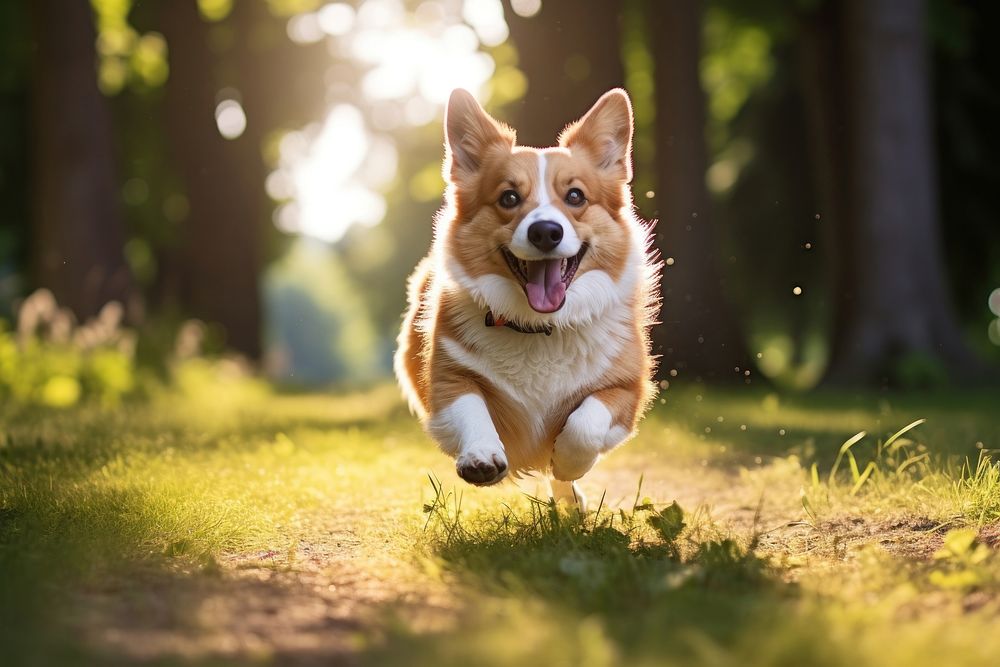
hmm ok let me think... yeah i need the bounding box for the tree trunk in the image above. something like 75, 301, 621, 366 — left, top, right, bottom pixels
504, 0, 626, 145
29, 0, 133, 319
159, 1, 263, 358
826, 0, 980, 384
647, 0, 751, 383
797, 3, 848, 257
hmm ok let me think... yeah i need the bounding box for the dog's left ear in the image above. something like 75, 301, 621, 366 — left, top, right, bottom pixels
559, 89, 634, 183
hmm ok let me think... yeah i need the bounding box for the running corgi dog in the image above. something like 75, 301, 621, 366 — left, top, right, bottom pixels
395, 88, 660, 508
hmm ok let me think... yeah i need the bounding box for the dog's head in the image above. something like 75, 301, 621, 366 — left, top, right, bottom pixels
440, 88, 641, 328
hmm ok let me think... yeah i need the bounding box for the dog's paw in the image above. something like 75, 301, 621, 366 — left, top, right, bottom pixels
552, 397, 631, 481
551, 479, 588, 513
456, 446, 508, 486
551, 437, 599, 481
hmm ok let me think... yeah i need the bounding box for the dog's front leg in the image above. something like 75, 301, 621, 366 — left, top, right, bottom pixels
429, 392, 508, 486
552, 388, 637, 481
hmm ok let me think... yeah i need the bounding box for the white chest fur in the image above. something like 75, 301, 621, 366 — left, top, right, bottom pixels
442, 298, 630, 416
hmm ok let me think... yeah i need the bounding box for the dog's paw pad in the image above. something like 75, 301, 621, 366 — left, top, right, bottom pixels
457, 454, 508, 486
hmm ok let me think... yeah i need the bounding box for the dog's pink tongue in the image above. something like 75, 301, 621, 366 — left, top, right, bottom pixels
524, 259, 565, 313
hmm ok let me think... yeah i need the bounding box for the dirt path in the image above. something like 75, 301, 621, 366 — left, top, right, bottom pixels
75, 508, 451, 665
75, 459, 970, 665
70, 451, 843, 665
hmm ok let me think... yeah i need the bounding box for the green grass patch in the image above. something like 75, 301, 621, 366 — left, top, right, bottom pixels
370, 474, 1000, 667
1, 383, 998, 665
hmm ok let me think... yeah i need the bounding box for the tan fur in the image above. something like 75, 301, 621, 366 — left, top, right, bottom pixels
394, 88, 660, 480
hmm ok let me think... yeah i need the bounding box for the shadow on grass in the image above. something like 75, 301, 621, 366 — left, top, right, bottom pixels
1, 486, 176, 665
359, 482, 848, 667
0, 481, 376, 667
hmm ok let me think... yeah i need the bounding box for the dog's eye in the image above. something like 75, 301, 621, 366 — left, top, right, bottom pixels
565, 188, 586, 207
498, 189, 521, 209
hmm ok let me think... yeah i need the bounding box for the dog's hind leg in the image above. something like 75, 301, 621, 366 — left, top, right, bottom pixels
551, 479, 587, 513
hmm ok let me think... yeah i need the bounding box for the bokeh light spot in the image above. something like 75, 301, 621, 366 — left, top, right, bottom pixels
215, 99, 247, 140
988, 319, 1000, 346
272, 104, 396, 243
989, 287, 1000, 317
510, 0, 542, 18
318, 3, 356, 35
197, 0, 233, 22
463, 0, 509, 47
287, 13, 324, 44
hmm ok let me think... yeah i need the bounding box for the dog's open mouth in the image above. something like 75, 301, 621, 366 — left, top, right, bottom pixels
501, 244, 588, 313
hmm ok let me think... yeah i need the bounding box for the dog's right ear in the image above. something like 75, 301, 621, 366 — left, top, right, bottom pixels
444, 89, 515, 181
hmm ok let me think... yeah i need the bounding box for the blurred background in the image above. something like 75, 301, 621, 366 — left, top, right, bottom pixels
1, 0, 998, 407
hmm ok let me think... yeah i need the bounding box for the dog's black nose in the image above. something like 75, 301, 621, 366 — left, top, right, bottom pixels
527, 220, 563, 252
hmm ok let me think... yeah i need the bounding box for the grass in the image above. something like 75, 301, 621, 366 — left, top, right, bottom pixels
1, 380, 999, 665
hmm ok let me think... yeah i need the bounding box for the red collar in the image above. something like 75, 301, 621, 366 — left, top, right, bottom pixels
484, 310, 553, 336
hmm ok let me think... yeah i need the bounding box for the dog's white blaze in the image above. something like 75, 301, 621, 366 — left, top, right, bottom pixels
535, 153, 552, 206
428, 393, 506, 462
509, 153, 582, 260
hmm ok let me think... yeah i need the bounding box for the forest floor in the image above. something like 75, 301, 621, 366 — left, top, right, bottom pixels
2, 377, 1000, 666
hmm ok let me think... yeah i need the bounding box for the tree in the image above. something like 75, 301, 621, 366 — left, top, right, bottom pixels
159, 1, 266, 357
824, 0, 980, 384
647, 0, 752, 383
29, 0, 133, 319
504, 0, 626, 145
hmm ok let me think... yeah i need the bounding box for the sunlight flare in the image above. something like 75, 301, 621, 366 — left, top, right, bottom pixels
270, 0, 504, 243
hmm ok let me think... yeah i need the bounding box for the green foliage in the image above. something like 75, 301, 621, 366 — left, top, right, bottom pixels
0, 290, 136, 408
949, 450, 1000, 526
620, 1, 657, 212
646, 500, 685, 544
929, 528, 995, 591
701, 7, 775, 152
801, 416, 1000, 528
197, 0, 234, 22
90, 0, 168, 95
803, 419, 932, 507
